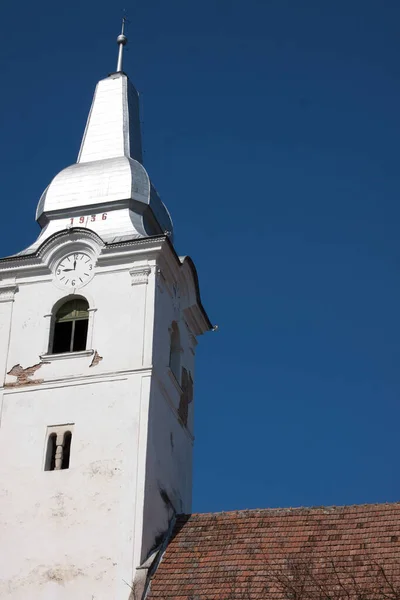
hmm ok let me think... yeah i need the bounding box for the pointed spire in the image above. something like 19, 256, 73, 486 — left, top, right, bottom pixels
77, 72, 143, 164
33, 19, 174, 249
76, 17, 142, 165
116, 17, 128, 73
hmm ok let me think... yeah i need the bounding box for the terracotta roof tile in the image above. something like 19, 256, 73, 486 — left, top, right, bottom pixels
148, 503, 400, 599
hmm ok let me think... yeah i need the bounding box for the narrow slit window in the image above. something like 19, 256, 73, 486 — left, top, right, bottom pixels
45, 433, 57, 471
44, 428, 73, 471
52, 298, 89, 354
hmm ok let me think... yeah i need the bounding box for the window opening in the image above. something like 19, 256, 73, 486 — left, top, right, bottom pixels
45, 433, 57, 471
52, 299, 89, 354
45, 430, 73, 471
169, 321, 181, 383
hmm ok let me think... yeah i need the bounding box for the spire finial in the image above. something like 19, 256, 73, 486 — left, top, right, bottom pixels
116, 16, 128, 73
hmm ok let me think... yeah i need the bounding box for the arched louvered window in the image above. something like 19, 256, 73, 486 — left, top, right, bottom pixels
169, 321, 181, 383
52, 298, 89, 354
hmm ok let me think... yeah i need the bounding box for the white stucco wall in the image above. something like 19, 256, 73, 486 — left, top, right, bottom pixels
0, 375, 147, 599
138, 268, 197, 564
0, 233, 207, 599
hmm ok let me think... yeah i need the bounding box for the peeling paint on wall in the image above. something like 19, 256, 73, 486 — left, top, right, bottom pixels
89, 351, 103, 367
5, 361, 50, 387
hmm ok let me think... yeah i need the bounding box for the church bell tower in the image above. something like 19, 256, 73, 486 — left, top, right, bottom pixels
0, 26, 211, 599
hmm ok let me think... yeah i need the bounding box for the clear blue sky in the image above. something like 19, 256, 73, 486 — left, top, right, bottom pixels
0, 0, 399, 512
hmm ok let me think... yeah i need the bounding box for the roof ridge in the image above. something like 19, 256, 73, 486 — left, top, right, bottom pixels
181, 500, 400, 518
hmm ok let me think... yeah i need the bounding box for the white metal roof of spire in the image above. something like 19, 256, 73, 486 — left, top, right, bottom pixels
77, 71, 143, 164
27, 23, 173, 253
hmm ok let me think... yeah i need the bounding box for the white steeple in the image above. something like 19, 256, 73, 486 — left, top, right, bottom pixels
77, 22, 142, 165
26, 26, 172, 254
77, 72, 143, 164
0, 23, 211, 600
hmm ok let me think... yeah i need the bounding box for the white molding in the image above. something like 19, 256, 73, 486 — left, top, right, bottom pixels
97, 240, 164, 269
39, 349, 94, 362
0, 284, 18, 303
129, 266, 151, 286
2, 366, 153, 394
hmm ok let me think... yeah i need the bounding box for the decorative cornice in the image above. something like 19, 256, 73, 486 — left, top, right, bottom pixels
130, 266, 151, 286
0, 283, 18, 302
104, 234, 167, 252
37, 227, 106, 258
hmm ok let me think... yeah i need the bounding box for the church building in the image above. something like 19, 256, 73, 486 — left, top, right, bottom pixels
0, 26, 399, 600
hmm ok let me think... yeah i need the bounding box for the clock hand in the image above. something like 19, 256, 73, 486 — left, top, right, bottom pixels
62, 268, 74, 272
73, 259, 76, 270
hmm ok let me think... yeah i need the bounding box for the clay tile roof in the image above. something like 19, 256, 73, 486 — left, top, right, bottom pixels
147, 503, 400, 600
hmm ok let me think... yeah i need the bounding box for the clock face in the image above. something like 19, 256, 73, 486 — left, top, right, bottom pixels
55, 252, 95, 288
